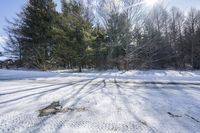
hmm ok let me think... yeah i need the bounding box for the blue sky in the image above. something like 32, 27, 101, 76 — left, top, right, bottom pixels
0, 0, 200, 37
0, 0, 61, 36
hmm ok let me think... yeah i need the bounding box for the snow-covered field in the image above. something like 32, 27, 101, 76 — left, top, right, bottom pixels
0, 69, 200, 133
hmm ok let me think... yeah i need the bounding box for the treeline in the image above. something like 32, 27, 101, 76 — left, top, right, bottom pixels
6, 0, 200, 71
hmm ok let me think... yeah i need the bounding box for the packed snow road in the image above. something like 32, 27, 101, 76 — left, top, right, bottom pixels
0, 70, 200, 133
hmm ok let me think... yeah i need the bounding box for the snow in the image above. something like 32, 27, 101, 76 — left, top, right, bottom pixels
0, 56, 9, 62
0, 36, 7, 53
0, 69, 200, 133
0, 69, 58, 80
0, 56, 18, 62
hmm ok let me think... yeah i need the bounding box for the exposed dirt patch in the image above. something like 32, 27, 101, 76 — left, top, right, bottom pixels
38, 101, 86, 117
138, 120, 148, 126
167, 112, 182, 118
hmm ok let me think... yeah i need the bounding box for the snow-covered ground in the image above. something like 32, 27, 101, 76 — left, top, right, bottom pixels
0, 69, 200, 133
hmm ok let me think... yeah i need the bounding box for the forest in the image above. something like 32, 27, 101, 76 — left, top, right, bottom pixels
5, 0, 200, 71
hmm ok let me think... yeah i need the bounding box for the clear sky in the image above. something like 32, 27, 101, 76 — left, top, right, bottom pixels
167, 0, 200, 11
0, 0, 200, 37
0, 0, 61, 36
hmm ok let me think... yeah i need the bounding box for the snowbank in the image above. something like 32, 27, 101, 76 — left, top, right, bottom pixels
1, 69, 200, 82
0, 56, 10, 62
0, 69, 58, 80
55, 69, 200, 83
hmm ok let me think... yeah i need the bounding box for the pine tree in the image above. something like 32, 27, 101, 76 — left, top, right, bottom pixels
6, 0, 57, 70
59, 0, 94, 71
90, 24, 108, 69
106, 12, 133, 69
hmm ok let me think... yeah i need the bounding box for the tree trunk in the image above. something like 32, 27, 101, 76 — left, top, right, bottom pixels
79, 66, 82, 72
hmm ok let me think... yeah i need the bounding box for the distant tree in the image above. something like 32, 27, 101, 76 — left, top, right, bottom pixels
59, 0, 94, 72
169, 7, 185, 68
139, 5, 175, 69
106, 12, 133, 69
184, 8, 199, 69
90, 24, 108, 69
5, 0, 200, 70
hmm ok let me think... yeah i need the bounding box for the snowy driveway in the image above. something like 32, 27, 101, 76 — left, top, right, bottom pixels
0, 70, 200, 133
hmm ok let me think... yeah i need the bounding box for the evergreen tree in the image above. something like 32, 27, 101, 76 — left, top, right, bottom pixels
60, 0, 94, 71
106, 12, 133, 69
7, 0, 57, 70
90, 24, 108, 69
5, 0, 200, 70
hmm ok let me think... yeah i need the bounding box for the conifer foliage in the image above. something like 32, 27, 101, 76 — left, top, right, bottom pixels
6, 0, 200, 70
